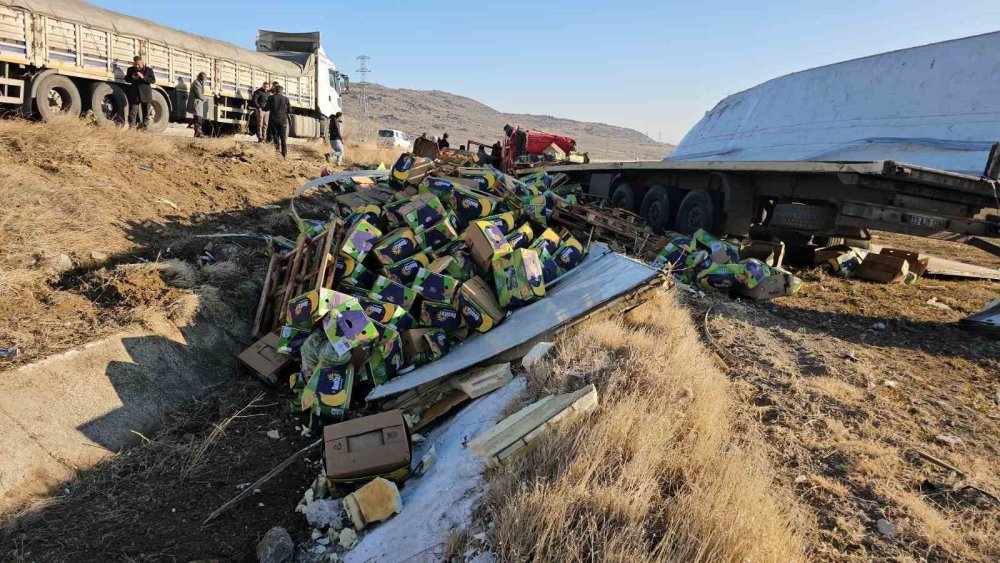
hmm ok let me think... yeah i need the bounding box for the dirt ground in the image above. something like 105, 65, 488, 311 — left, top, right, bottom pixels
699, 233, 999, 561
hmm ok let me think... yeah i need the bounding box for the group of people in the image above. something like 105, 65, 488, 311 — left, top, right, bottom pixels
249, 81, 293, 157
432, 132, 502, 167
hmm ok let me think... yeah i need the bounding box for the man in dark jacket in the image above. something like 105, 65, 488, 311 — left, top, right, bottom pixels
186, 72, 207, 137
125, 55, 156, 129
325, 112, 344, 164
251, 81, 271, 142
265, 85, 291, 157
438, 133, 450, 150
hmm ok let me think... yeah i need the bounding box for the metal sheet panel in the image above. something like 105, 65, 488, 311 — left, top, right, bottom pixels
367, 244, 659, 400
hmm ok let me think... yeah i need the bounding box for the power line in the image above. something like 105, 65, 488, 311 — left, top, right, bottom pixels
355, 55, 371, 142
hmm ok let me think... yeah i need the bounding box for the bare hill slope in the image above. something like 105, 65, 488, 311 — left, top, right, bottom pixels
341, 83, 673, 161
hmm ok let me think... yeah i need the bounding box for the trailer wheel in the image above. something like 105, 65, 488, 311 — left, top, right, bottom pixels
35, 74, 82, 120
610, 182, 636, 211
640, 185, 671, 234
89, 82, 128, 126
145, 90, 170, 134
675, 189, 718, 234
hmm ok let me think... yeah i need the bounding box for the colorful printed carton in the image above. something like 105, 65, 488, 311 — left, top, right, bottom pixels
400, 193, 446, 232
372, 227, 419, 266
383, 252, 430, 286
321, 294, 380, 357
450, 185, 501, 222
371, 275, 417, 309
286, 288, 337, 329
414, 213, 460, 252
340, 219, 382, 262
412, 267, 460, 302
492, 248, 546, 308
456, 276, 506, 333
418, 300, 465, 331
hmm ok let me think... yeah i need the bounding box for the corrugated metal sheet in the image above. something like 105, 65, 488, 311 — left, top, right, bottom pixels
367, 244, 661, 400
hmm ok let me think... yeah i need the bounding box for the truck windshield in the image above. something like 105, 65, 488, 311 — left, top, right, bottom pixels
329, 69, 342, 94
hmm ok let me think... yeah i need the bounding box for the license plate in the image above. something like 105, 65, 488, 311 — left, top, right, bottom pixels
902, 213, 948, 230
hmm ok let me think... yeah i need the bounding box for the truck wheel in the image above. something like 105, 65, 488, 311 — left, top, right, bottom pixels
89, 82, 127, 126
639, 185, 671, 234
675, 189, 718, 234
768, 203, 836, 232
610, 183, 636, 211
145, 90, 170, 134
35, 74, 82, 120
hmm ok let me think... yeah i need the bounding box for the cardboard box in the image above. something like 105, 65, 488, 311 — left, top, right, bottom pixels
324, 410, 411, 482
450, 363, 513, 399
429, 254, 474, 282
740, 240, 786, 268
480, 212, 516, 235
529, 228, 561, 257
346, 204, 382, 230
418, 176, 477, 201
372, 275, 417, 309
340, 262, 377, 290
383, 252, 430, 286
237, 332, 291, 387
456, 276, 506, 333
390, 153, 434, 189
399, 192, 446, 232
879, 247, 929, 277
856, 253, 910, 283
303, 359, 354, 422
736, 271, 802, 300
340, 218, 382, 262
456, 167, 500, 190
412, 267, 460, 302
322, 294, 380, 356
418, 300, 465, 331
506, 229, 531, 250
356, 296, 406, 326
276, 325, 310, 355
286, 288, 337, 329
449, 185, 501, 222
492, 248, 546, 308
465, 220, 513, 272
413, 213, 460, 252
373, 227, 419, 266
401, 328, 449, 364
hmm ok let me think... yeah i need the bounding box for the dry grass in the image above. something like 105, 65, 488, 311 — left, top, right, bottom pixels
344, 141, 403, 167
483, 292, 804, 562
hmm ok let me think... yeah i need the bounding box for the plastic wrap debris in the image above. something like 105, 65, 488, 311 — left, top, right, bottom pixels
960, 298, 1000, 338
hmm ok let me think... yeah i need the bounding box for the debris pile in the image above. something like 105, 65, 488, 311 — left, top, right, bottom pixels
235, 149, 626, 556
651, 229, 803, 300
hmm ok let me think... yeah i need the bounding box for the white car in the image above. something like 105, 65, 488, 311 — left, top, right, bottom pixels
377, 129, 411, 149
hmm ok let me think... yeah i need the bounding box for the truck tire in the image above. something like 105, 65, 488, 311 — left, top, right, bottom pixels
675, 189, 718, 234
35, 74, 82, 120
768, 202, 836, 232
610, 182, 636, 211
639, 185, 671, 234
89, 82, 128, 126
145, 90, 170, 134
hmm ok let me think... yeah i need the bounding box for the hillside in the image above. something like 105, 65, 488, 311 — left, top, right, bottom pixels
341, 83, 673, 161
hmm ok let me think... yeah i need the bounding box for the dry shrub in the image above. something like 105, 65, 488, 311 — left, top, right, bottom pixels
345, 142, 403, 167
485, 292, 804, 562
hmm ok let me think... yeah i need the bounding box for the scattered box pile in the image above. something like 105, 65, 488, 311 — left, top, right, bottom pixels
651, 229, 803, 299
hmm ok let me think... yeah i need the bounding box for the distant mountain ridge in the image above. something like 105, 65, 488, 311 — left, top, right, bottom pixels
341, 83, 673, 161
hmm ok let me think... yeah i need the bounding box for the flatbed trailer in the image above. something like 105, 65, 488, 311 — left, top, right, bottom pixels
534, 157, 1000, 245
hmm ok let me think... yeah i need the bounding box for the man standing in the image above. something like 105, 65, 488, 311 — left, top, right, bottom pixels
438, 133, 450, 150
125, 55, 156, 129
251, 81, 271, 142
326, 112, 344, 165
186, 72, 207, 137
265, 85, 291, 158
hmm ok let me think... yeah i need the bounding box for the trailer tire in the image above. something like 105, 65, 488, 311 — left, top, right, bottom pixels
89, 82, 128, 126
768, 203, 836, 232
35, 74, 82, 120
610, 183, 636, 212
145, 90, 170, 134
640, 185, 671, 234
675, 189, 718, 234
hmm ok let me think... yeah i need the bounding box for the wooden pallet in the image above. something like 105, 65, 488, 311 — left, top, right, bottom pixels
251, 220, 344, 338
550, 202, 659, 256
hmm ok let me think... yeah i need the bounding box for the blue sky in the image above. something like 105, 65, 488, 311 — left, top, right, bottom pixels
91, 0, 1000, 144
